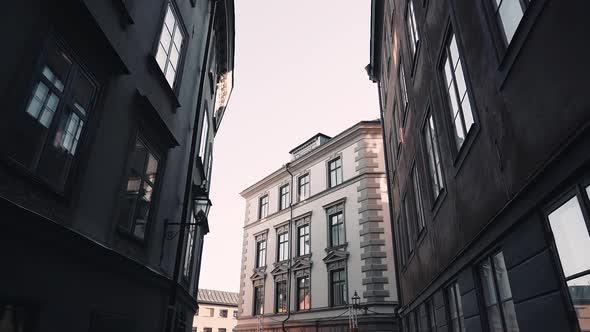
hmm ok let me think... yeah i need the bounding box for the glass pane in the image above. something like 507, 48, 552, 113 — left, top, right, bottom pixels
568, 274, 590, 332
165, 66, 176, 86
480, 258, 498, 306
169, 47, 180, 70
486, 305, 503, 332
146, 153, 159, 183
173, 26, 183, 50
26, 94, 44, 119
164, 5, 175, 32
455, 62, 467, 98
498, 0, 524, 43
70, 70, 95, 112
501, 300, 520, 332
156, 44, 168, 70
493, 252, 513, 301
449, 35, 460, 69
34, 81, 49, 100
461, 94, 475, 132
548, 196, 590, 277
448, 287, 457, 319
444, 57, 454, 89
454, 112, 466, 146
448, 85, 459, 115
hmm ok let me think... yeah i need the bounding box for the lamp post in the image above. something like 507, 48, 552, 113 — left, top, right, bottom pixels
164, 192, 212, 332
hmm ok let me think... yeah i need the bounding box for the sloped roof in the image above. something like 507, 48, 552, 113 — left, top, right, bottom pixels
197, 289, 239, 306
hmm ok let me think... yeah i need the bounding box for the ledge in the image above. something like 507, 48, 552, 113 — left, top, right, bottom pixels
147, 55, 181, 109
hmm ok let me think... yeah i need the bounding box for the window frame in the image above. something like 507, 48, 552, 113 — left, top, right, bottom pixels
445, 282, 465, 332
405, 0, 420, 65
258, 194, 269, 220
544, 181, 590, 332
297, 223, 311, 256
275, 279, 288, 314
422, 110, 445, 204
297, 275, 311, 311
253, 285, 264, 316
277, 231, 289, 262
488, 0, 531, 48
14, 36, 99, 193
398, 57, 410, 124
477, 251, 520, 332
411, 164, 426, 236
279, 184, 290, 210
219, 309, 228, 318
328, 156, 343, 188
117, 134, 163, 242
329, 268, 348, 307
255, 239, 267, 268
328, 211, 346, 248
153, 1, 188, 92
298, 173, 310, 201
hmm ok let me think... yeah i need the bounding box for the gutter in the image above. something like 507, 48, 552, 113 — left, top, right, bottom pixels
281, 163, 295, 331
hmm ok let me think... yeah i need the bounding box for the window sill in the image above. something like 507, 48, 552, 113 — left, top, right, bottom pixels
325, 243, 348, 252
147, 55, 181, 109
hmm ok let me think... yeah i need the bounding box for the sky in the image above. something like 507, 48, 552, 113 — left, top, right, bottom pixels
199, 0, 380, 292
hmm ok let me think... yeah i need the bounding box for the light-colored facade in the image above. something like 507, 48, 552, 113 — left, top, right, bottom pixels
235, 120, 399, 331
194, 289, 239, 332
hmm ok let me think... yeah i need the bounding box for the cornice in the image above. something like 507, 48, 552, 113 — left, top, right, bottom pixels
239, 121, 382, 199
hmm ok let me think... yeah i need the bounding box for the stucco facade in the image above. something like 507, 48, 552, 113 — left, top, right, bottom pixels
235, 121, 399, 331
194, 289, 239, 332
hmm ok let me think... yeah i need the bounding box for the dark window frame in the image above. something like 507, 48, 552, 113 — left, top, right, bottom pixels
328, 156, 343, 188
253, 285, 264, 316
422, 109, 445, 205
275, 279, 288, 314
258, 194, 269, 220
116, 134, 163, 243
297, 223, 311, 256
405, 0, 421, 71
277, 231, 289, 262
328, 211, 346, 248
329, 268, 348, 307
255, 239, 267, 268
298, 173, 310, 201
219, 309, 228, 318
445, 281, 465, 332
297, 275, 311, 311
152, 1, 188, 94
279, 184, 290, 210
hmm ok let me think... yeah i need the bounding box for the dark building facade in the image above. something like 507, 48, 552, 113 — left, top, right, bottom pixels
0, 0, 234, 331
369, 0, 590, 331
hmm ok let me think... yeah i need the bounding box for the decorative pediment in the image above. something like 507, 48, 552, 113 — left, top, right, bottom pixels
324, 198, 346, 215
271, 262, 289, 276
292, 257, 312, 271
250, 267, 266, 281
294, 213, 312, 228
323, 249, 349, 270
274, 222, 289, 234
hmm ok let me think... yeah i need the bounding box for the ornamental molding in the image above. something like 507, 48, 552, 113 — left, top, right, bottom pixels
292, 257, 312, 272
254, 229, 268, 241
323, 249, 349, 271
323, 198, 346, 214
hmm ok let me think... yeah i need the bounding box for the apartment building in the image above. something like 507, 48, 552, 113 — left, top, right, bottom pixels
369, 0, 590, 331
0, 0, 234, 331
235, 120, 399, 331
193, 289, 239, 332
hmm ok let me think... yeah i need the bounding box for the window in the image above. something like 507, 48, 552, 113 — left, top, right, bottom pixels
14, 38, 97, 190
298, 224, 310, 256
399, 61, 409, 116
191, 328, 197, 332
403, 196, 415, 254
423, 114, 444, 200
256, 239, 267, 268
218, 329, 226, 332
479, 252, 519, 332
406, 0, 420, 57
254, 286, 264, 316
259, 195, 269, 219
233, 310, 238, 318
182, 215, 197, 279
204, 328, 212, 332
328, 157, 343, 188
155, 3, 184, 87
275, 280, 288, 313
330, 269, 347, 306
297, 276, 311, 310
408, 311, 418, 332
329, 212, 345, 247
117, 136, 160, 240
298, 173, 310, 201
547, 186, 590, 331
492, 0, 530, 45
277, 231, 289, 261
446, 282, 465, 332
411, 166, 426, 234
279, 184, 290, 210
441, 31, 475, 149
427, 299, 437, 332
219, 309, 228, 318
198, 111, 209, 160
204, 141, 213, 180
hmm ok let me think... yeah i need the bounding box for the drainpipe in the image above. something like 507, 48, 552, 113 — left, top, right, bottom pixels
281, 162, 295, 332
376, 83, 403, 321
165, 2, 218, 332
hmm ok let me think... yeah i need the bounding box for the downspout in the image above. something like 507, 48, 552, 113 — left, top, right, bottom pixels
281, 163, 295, 332
165, 2, 218, 332
377, 83, 403, 321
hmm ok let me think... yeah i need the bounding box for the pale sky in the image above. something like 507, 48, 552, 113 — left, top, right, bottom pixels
199, 0, 380, 292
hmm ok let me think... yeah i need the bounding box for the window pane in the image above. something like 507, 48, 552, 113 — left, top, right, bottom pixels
548, 196, 590, 278
461, 94, 475, 132
444, 57, 454, 89
568, 274, 590, 332
480, 258, 498, 306
493, 252, 513, 301
498, 0, 524, 43
501, 300, 520, 332
453, 112, 466, 146
486, 305, 503, 332
449, 36, 459, 70
454, 62, 467, 98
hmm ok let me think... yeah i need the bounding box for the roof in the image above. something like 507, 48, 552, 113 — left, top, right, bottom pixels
197, 289, 239, 306
288, 133, 332, 154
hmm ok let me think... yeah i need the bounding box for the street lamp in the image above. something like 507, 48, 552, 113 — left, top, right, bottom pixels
164, 193, 212, 239
352, 291, 361, 308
